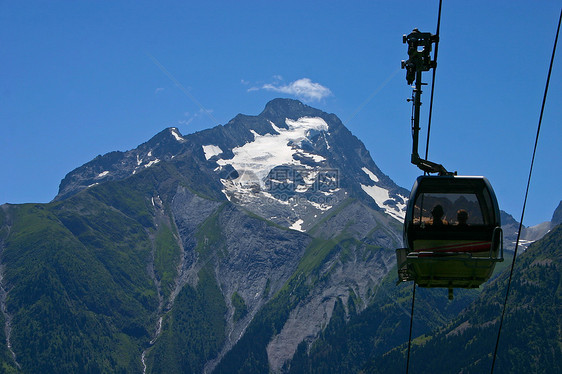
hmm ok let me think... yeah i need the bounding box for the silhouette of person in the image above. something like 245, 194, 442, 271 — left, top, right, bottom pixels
431, 204, 445, 226
456, 209, 468, 226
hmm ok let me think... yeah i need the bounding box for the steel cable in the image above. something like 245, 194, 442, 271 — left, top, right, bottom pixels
490, 8, 561, 374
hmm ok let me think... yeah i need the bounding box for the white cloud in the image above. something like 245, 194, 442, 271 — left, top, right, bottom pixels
259, 78, 332, 102
178, 108, 213, 127
154, 87, 164, 94
177, 119, 194, 126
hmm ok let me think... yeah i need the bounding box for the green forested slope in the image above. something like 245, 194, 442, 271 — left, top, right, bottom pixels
1, 200, 156, 372
283, 225, 560, 374
0, 161, 224, 373
144, 267, 227, 374
367, 224, 562, 374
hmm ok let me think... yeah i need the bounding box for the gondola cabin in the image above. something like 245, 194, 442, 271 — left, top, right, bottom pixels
396, 175, 504, 297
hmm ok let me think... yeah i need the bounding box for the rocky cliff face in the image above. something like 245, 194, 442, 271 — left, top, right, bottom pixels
154, 99, 406, 371
55, 127, 191, 201
551, 201, 562, 225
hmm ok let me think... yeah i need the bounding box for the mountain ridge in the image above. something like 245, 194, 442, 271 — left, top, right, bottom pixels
56, 98, 409, 232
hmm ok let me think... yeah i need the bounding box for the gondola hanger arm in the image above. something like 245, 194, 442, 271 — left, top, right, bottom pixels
402, 28, 454, 176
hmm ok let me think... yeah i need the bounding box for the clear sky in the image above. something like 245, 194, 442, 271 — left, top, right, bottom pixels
1, 1, 560, 226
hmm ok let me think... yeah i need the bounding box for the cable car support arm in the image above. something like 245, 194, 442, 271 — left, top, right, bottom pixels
402, 29, 453, 176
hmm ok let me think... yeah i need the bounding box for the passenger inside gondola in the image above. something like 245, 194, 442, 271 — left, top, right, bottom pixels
430, 204, 447, 226
456, 209, 468, 226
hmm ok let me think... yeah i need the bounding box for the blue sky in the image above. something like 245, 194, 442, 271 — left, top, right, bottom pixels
1, 1, 560, 226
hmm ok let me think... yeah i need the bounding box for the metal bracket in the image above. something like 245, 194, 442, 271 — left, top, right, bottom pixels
402, 28, 452, 175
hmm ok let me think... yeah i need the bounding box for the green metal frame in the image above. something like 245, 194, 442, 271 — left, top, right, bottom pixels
396, 227, 504, 289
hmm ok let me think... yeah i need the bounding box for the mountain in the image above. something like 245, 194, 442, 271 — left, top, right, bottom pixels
1, 98, 557, 373
57, 99, 409, 230
0, 99, 407, 373
501, 200, 562, 251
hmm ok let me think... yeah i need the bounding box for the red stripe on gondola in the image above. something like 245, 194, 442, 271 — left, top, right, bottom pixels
415, 241, 491, 253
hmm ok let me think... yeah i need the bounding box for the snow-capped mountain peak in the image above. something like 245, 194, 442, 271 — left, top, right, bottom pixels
55, 99, 409, 230
188, 100, 409, 230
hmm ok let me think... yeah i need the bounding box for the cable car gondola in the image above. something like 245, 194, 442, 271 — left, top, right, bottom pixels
395, 28, 503, 299
396, 175, 503, 293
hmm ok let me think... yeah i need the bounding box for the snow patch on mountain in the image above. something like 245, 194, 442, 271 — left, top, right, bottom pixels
290, 219, 304, 232
170, 127, 184, 142
361, 184, 407, 222
216, 117, 328, 189
209, 116, 348, 230
202, 145, 223, 160
308, 199, 333, 211
144, 159, 160, 168
362, 167, 379, 183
